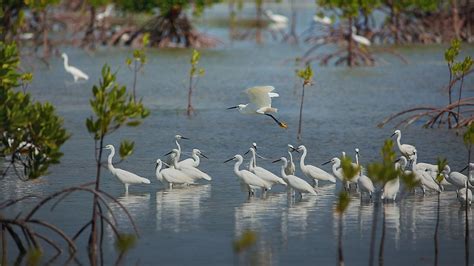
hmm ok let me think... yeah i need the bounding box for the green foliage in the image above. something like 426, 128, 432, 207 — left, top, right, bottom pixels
115, 0, 221, 16
297, 65, 313, 86
115, 233, 137, 253
190, 49, 205, 77
119, 140, 134, 159
341, 156, 360, 182
463, 123, 474, 147
367, 139, 418, 189
336, 190, 350, 214
436, 158, 448, 184
317, 0, 380, 18
26, 248, 42, 266
86, 65, 149, 141
233, 229, 257, 253
0, 42, 69, 179
444, 39, 461, 64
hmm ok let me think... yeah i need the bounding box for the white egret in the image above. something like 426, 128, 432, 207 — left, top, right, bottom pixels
458, 183, 472, 205
356, 151, 375, 198
227, 86, 288, 128
179, 148, 208, 168
265, 10, 289, 24
159, 149, 196, 188
297, 145, 336, 187
322, 157, 350, 190
351, 26, 371, 46
273, 157, 317, 198
105, 144, 150, 193
285, 144, 296, 176
96, 4, 114, 22
155, 159, 167, 185
381, 159, 402, 201
391, 129, 416, 160
411, 151, 441, 194
61, 53, 89, 82
341, 150, 360, 187
313, 15, 332, 25
443, 165, 474, 190
164, 134, 189, 167
248, 147, 287, 189
224, 154, 271, 195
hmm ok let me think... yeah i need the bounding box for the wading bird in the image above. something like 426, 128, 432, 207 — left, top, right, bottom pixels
296, 145, 336, 187
273, 157, 317, 198
381, 157, 402, 201
248, 147, 286, 189
285, 144, 296, 176
313, 15, 332, 25
105, 144, 150, 193
351, 27, 371, 46
391, 129, 416, 160
227, 86, 288, 128
224, 154, 271, 196
265, 10, 288, 24
179, 148, 208, 168
61, 53, 89, 82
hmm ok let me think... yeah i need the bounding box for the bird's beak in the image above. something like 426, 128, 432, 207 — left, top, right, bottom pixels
181, 136, 189, 140
155, 162, 159, 170
200, 153, 209, 159
243, 150, 250, 155
394, 158, 400, 163
164, 150, 172, 156
460, 165, 469, 172
322, 160, 331, 165
272, 159, 282, 163
223, 157, 234, 163
227, 106, 238, 110
390, 132, 396, 137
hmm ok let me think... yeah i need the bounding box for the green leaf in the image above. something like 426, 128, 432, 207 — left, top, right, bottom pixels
115, 233, 137, 254
233, 229, 257, 253
336, 191, 350, 214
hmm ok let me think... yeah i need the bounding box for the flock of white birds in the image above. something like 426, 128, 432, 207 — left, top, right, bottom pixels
104, 129, 473, 206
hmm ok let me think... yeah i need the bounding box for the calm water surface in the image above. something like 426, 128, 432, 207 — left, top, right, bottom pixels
1, 2, 474, 265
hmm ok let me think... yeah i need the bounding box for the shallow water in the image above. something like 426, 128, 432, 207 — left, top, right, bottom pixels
2, 1, 474, 265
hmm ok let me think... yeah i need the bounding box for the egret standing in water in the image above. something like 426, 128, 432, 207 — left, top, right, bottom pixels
296, 145, 336, 187
351, 27, 371, 46
224, 154, 271, 196
105, 144, 150, 193
285, 144, 296, 176
179, 148, 208, 168
381, 157, 403, 201
227, 86, 288, 128
391, 129, 416, 160
248, 147, 287, 189
61, 53, 89, 82
265, 10, 288, 24
273, 157, 317, 198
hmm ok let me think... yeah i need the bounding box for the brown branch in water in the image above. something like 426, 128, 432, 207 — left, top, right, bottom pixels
32, 232, 61, 256
27, 220, 76, 253
73, 220, 92, 241
0, 195, 40, 209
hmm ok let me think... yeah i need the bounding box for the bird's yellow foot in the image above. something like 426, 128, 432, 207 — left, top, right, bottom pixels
279, 122, 288, 129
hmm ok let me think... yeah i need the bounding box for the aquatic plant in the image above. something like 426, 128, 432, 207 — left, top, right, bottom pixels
0, 42, 69, 180
336, 155, 360, 266
85, 64, 149, 264
296, 64, 313, 140
126, 33, 150, 102
462, 123, 474, 265
366, 139, 417, 266
187, 49, 205, 116
434, 158, 448, 266
379, 39, 473, 128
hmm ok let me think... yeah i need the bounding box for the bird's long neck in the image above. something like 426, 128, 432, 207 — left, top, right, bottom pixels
355, 153, 359, 166
155, 161, 162, 176
234, 157, 242, 175
332, 160, 341, 176
280, 160, 288, 179
411, 154, 417, 171
299, 147, 307, 170
107, 148, 115, 172
172, 152, 180, 168
63, 56, 69, 69
175, 139, 181, 154
250, 149, 257, 169
288, 151, 293, 165
396, 134, 402, 150
192, 152, 200, 167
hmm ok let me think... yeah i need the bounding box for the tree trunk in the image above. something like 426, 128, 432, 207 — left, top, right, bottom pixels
466, 147, 471, 266
451, 0, 461, 39
348, 16, 354, 67
88, 137, 104, 266
83, 6, 96, 49
297, 83, 305, 140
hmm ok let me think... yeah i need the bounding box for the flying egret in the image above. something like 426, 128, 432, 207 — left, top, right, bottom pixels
285, 144, 296, 176
313, 15, 332, 25
179, 148, 208, 168
391, 129, 416, 160
224, 154, 271, 196
296, 145, 336, 187
443, 165, 474, 190
227, 86, 288, 128
61, 53, 89, 82
273, 157, 317, 198
381, 158, 403, 201
248, 147, 287, 189
105, 144, 150, 193
351, 26, 371, 46
265, 10, 289, 24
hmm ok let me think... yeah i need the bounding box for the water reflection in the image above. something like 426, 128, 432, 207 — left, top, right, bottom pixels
383, 202, 401, 248
156, 184, 211, 232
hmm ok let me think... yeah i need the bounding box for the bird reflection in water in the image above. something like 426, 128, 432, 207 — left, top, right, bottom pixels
156, 184, 211, 233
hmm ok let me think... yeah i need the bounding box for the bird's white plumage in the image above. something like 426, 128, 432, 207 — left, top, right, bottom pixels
285, 145, 296, 176
105, 144, 150, 193
179, 148, 202, 168
381, 159, 402, 200
392, 130, 416, 159
297, 145, 336, 186
61, 53, 89, 82
265, 10, 288, 24
358, 174, 375, 197
245, 86, 277, 112
229, 155, 271, 193
458, 187, 472, 205
276, 157, 316, 196
443, 165, 473, 189
313, 15, 332, 25
248, 147, 286, 188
